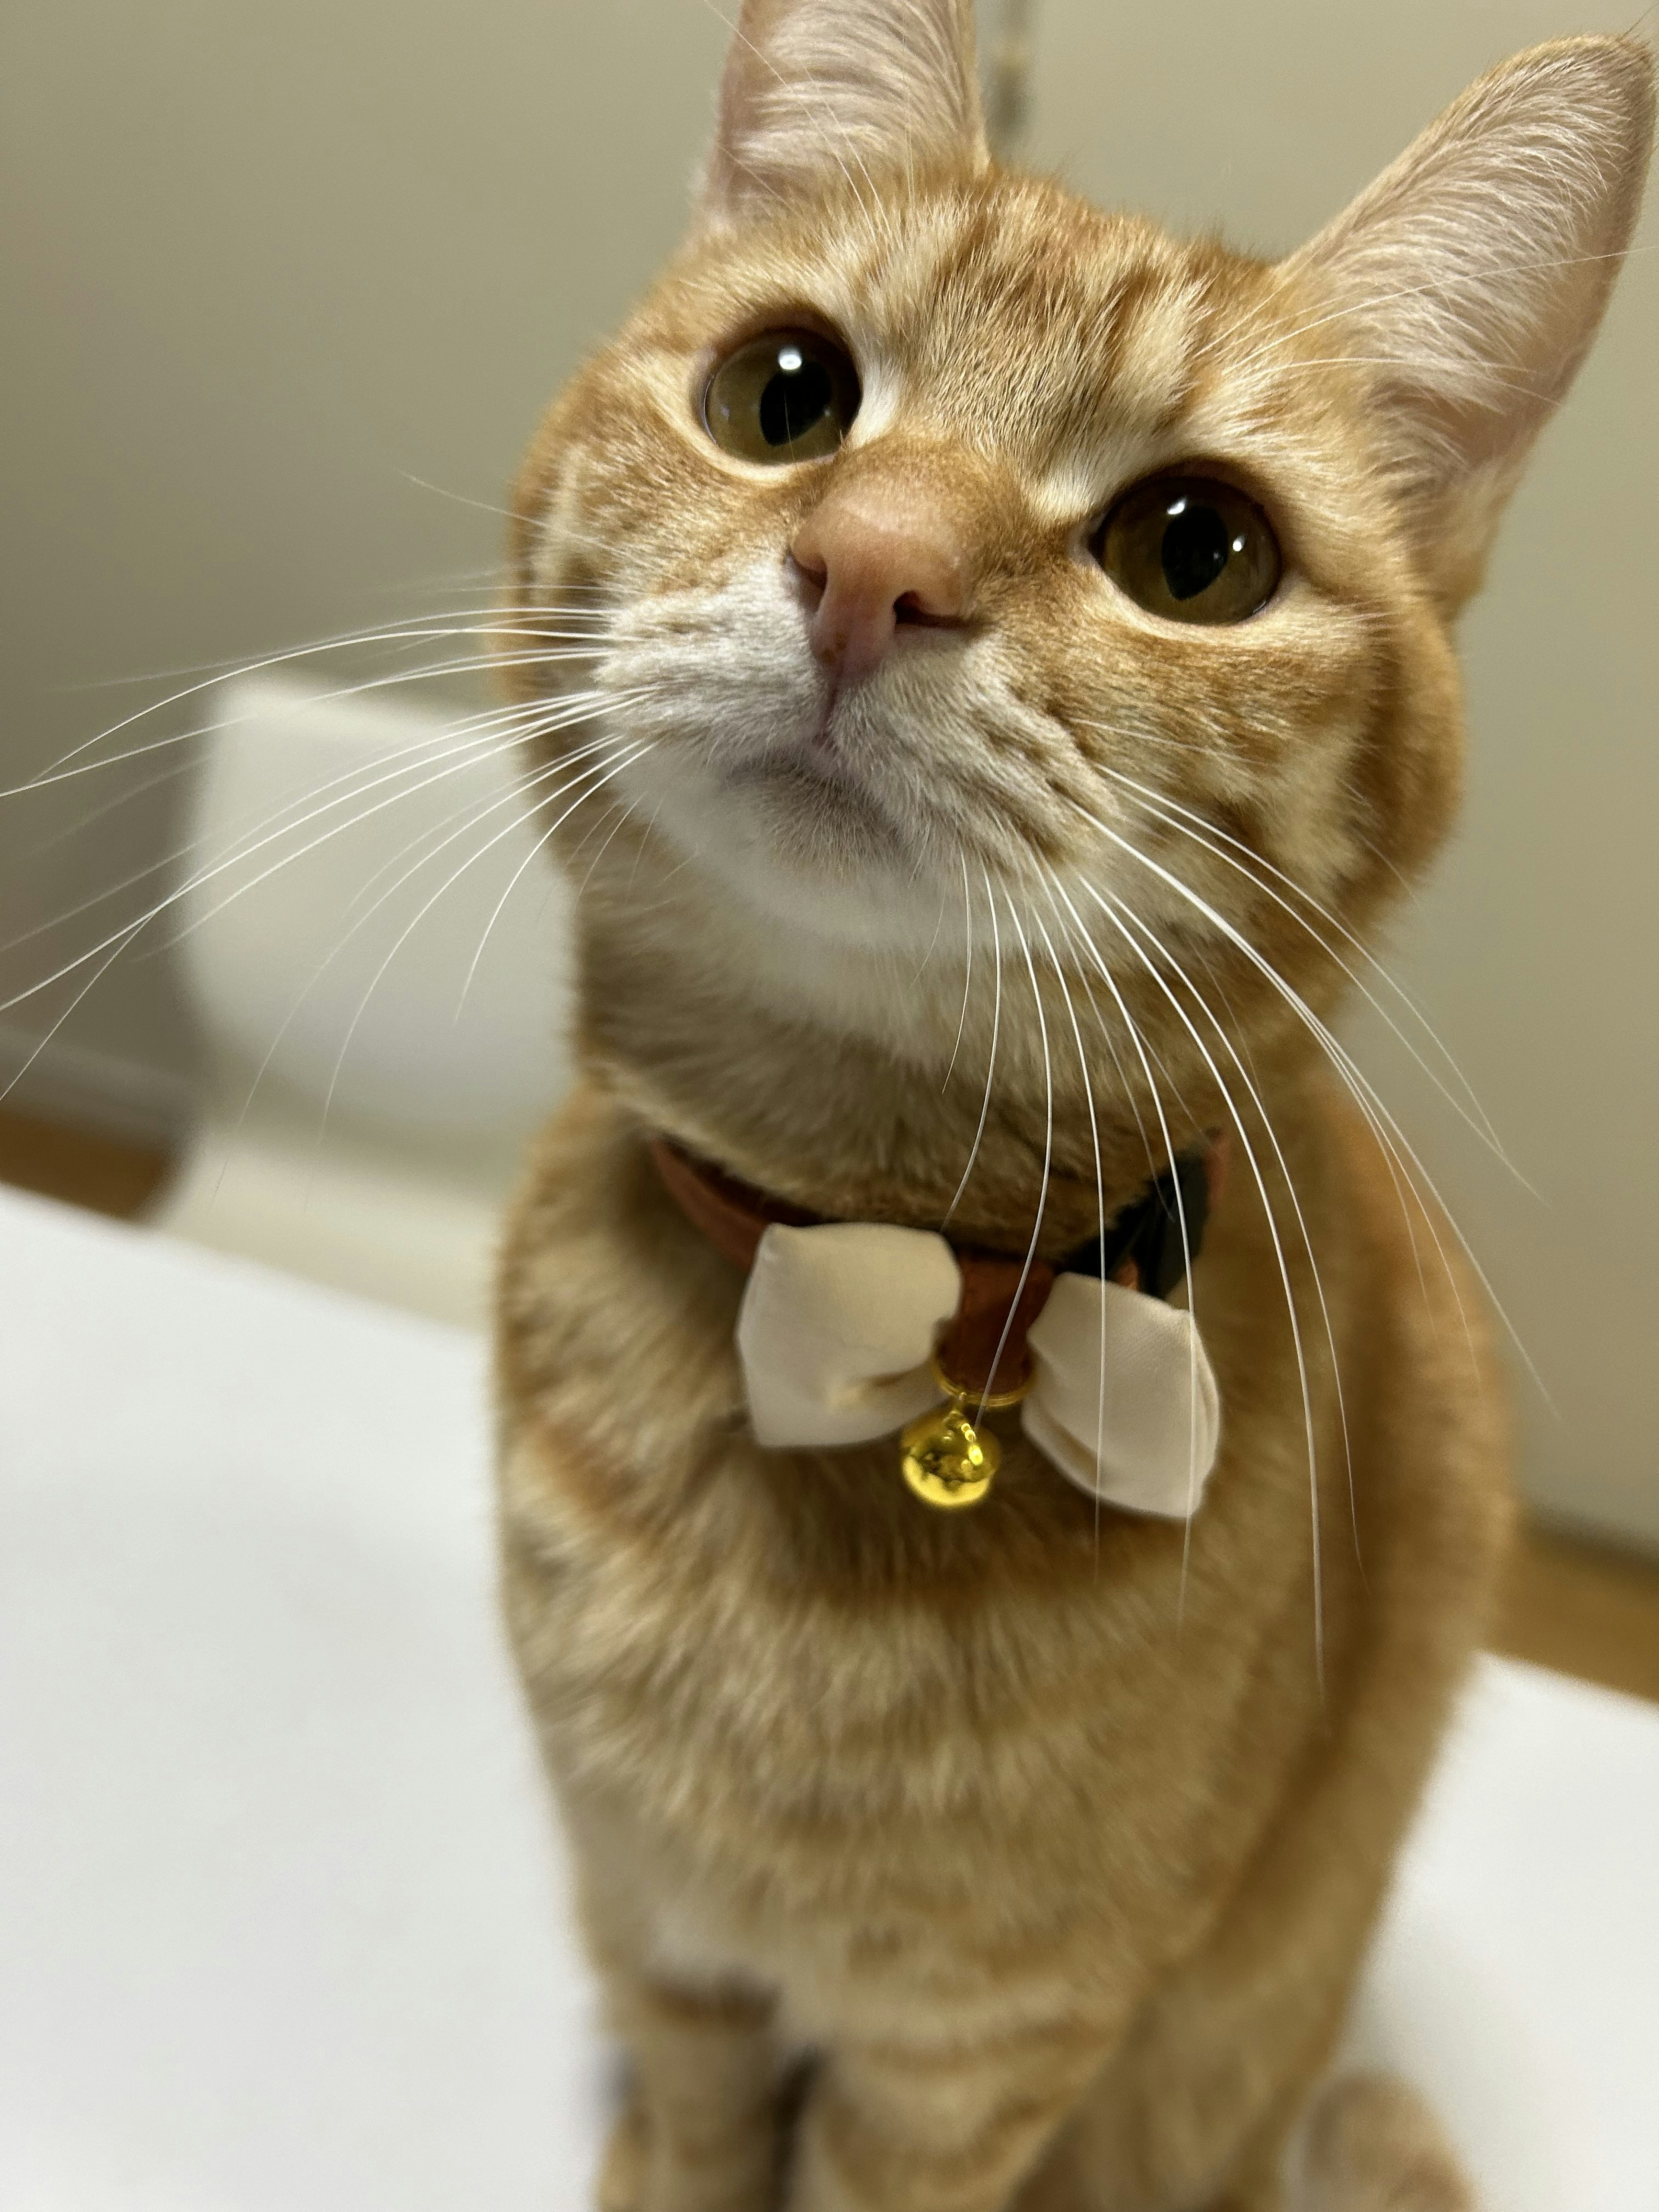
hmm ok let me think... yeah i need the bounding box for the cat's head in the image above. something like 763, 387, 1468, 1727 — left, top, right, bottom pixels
508, 2, 1651, 1026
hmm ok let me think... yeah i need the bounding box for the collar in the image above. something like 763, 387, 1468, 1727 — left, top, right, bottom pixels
650, 1134, 1225, 1403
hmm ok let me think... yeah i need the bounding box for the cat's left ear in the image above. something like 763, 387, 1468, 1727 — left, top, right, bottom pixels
694, 0, 987, 230
1281, 37, 1654, 606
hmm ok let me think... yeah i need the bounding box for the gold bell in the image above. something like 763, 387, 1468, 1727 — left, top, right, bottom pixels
899, 1354, 1033, 1511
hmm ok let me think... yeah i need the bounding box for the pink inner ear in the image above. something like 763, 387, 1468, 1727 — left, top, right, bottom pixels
697, 0, 988, 227
1280, 37, 1654, 537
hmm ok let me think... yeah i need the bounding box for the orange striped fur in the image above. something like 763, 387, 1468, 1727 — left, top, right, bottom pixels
494, 12, 1652, 2206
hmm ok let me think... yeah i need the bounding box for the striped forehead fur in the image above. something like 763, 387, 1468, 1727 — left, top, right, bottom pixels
511, 32, 1651, 1036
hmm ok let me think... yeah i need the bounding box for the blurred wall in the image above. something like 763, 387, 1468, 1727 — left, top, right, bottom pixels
0, 0, 730, 1111
1016, 0, 1659, 1550
1, 1, 1654, 1544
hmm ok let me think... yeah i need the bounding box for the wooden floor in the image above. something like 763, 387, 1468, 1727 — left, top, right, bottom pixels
1492, 1521, 1659, 1703
5, 1103, 1658, 1706
0, 1103, 175, 1218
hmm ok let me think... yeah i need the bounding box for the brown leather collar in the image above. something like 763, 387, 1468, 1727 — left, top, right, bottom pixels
650, 1136, 1226, 1403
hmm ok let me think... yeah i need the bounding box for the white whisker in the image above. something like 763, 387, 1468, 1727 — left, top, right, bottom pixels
218, 733, 642, 1148
1087, 880, 1345, 1681
10, 614, 613, 792
315, 739, 655, 1144
1029, 908, 1110, 1562
1071, 798, 1538, 1401
943, 863, 1003, 1224
1071, 872, 1328, 1690
0, 690, 637, 1020
454, 737, 648, 1016
979, 895, 1052, 1423
942, 851, 974, 1092
1096, 761, 1516, 1174
1039, 869, 1208, 1591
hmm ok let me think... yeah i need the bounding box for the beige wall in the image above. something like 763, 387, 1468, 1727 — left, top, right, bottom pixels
3, 1, 1654, 1542
1018, 0, 1659, 1547
0, 0, 729, 1090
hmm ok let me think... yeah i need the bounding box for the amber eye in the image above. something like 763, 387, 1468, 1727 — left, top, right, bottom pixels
702, 329, 860, 464
1096, 475, 1281, 625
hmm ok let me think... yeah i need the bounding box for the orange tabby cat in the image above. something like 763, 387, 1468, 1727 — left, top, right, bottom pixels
493, 8, 1653, 2206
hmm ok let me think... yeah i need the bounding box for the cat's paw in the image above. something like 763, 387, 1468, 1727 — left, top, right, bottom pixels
594, 2098, 781, 2212
1297, 2073, 1475, 2212
596, 2099, 649, 2212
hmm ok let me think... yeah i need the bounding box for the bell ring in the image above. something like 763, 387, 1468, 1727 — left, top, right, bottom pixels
899, 1354, 1034, 1510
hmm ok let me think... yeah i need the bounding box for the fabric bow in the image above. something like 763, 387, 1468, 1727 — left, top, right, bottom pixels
735, 1221, 1221, 1519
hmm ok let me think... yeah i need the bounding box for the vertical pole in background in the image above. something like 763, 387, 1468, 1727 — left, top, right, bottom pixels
985, 0, 1036, 163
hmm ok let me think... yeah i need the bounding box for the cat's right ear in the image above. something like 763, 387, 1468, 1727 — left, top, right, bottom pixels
693, 0, 987, 231
1281, 37, 1654, 607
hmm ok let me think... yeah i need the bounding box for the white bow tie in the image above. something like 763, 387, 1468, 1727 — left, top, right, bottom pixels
735, 1221, 1220, 1518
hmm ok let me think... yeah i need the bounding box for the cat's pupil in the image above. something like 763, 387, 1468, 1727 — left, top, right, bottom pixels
1160, 501, 1234, 601
702, 329, 858, 465
759, 355, 834, 448
1096, 473, 1278, 625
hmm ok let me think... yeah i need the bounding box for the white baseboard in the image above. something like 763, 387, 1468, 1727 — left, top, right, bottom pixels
158, 1116, 509, 1331
0, 1022, 196, 1149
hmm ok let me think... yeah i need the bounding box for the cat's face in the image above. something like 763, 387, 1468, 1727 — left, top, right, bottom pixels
516, 177, 1449, 964
508, 3, 1649, 997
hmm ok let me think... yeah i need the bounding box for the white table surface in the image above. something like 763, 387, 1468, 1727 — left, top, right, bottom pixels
3, 1185, 1656, 2211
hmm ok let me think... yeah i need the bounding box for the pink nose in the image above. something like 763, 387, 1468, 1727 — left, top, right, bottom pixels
791, 484, 969, 686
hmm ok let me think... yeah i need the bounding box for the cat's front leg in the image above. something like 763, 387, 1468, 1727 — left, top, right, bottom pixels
785, 2021, 1109, 2212
601, 1970, 782, 2212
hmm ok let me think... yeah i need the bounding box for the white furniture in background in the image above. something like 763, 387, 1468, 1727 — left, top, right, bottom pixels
3, 1183, 1657, 2210
156, 674, 574, 1328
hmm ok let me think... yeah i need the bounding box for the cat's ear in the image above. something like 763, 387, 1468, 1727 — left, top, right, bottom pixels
694, 0, 987, 229
1281, 37, 1654, 604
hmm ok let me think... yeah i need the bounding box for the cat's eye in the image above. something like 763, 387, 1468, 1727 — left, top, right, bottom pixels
1096, 475, 1281, 626
702, 329, 860, 464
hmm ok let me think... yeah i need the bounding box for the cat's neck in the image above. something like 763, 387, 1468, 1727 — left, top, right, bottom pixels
569, 827, 1304, 1256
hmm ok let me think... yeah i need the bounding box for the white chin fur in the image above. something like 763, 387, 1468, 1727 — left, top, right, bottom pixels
596, 553, 1066, 953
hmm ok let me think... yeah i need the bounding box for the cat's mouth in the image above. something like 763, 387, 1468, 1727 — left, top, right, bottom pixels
722, 717, 907, 859
728, 736, 892, 809
722, 668, 872, 789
